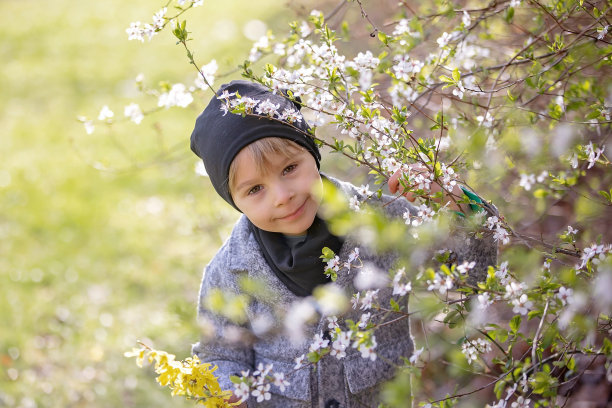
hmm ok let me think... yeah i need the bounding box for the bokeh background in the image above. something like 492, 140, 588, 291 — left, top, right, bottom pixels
0, 1, 340, 406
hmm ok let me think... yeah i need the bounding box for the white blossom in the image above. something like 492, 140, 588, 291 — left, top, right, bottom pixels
427, 273, 454, 295
360, 289, 379, 310
126, 22, 144, 42
347, 247, 360, 264
556, 286, 573, 306
349, 195, 361, 211
566, 225, 578, 235
98, 105, 114, 121
486, 399, 507, 408
536, 170, 547, 183
462, 338, 492, 364
327, 316, 339, 330
278, 108, 302, 124
477, 292, 493, 309
357, 312, 371, 329
512, 294, 533, 315
496, 261, 511, 285
354, 264, 389, 290
576, 243, 611, 270
505, 281, 526, 299
519, 173, 536, 191
584, 142, 604, 169
253, 362, 273, 378
330, 330, 351, 359
510, 396, 531, 408
158, 83, 193, 108
308, 332, 329, 353
493, 227, 510, 245
393, 19, 420, 38
272, 373, 290, 392
476, 111, 494, 128
457, 261, 476, 274
437, 32, 454, 48
124, 103, 144, 124
285, 299, 317, 343
409, 347, 424, 364
452, 81, 465, 99
351, 292, 360, 310
326, 256, 341, 272
569, 153, 579, 169
83, 120, 94, 135
392, 268, 412, 296
357, 337, 377, 361
357, 184, 372, 197
251, 383, 271, 402
152, 7, 167, 30
462, 11, 472, 27
195, 59, 218, 89
233, 381, 250, 402
392, 54, 424, 81
255, 99, 281, 117
293, 354, 305, 370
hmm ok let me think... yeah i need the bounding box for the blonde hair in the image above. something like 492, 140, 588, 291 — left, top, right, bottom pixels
228, 137, 304, 195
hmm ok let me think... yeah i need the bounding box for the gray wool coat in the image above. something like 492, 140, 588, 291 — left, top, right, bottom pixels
192, 176, 498, 408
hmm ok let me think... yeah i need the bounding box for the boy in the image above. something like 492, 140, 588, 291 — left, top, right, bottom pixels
190, 80, 497, 407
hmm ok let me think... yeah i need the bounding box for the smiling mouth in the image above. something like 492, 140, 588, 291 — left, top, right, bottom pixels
278, 200, 307, 220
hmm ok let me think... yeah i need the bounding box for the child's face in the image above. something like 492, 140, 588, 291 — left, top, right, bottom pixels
230, 147, 322, 236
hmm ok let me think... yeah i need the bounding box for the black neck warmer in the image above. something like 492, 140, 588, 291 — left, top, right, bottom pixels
190, 80, 343, 297
247, 214, 343, 297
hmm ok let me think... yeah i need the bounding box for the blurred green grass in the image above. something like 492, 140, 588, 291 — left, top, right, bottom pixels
0, 0, 290, 406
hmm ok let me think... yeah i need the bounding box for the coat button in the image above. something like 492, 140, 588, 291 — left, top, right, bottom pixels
325, 398, 340, 408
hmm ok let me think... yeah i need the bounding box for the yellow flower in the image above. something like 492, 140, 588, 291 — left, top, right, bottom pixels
126, 344, 236, 407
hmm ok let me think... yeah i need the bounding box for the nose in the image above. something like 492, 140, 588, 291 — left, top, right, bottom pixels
273, 183, 294, 207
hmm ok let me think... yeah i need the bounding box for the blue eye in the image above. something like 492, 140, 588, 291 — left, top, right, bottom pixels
283, 164, 297, 175
248, 185, 262, 195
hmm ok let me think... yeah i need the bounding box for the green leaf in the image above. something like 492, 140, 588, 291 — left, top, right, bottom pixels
586, 109, 601, 120
567, 356, 576, 371
439, 75, 454, 84
390, 298, 400, 312
531, 371, 558, 395
533, 188, 549, 198
602, 337, 612, 354
505, 7, 515, 23
507, 89, 516, 101
320, 247, 336, 260
494, 379, 506, 399
452, 68, 460, 82
510, 315, 522, 333
598, 189, 612, 203
378, 31, 389, 45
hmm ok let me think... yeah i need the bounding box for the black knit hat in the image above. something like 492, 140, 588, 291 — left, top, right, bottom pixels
190, 80, 321, 211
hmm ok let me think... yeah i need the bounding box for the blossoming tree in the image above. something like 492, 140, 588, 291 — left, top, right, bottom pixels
107, 0, 612, 406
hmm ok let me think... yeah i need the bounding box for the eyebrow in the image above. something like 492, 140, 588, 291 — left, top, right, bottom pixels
235, 177, 259, 193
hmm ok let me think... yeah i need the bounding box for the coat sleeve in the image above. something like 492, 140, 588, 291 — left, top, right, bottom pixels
379, 188, 498, 283
191, 243, 255, 393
